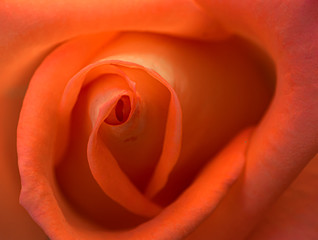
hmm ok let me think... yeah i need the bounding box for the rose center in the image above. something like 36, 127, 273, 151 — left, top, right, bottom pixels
105, 95, 131, 125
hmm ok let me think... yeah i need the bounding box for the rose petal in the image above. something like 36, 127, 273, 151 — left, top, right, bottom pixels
188, 1, 318, 239
0, 0, 226, 96
0, 98, 47, 240
249, 154, 318, 240
17, 33, 117, 238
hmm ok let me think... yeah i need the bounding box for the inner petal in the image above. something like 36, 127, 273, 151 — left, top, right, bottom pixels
92, 33, 275, 205
100, 66, 173, 192
56, 69, 165, 227
56, 75, 149, 229
105, 95, 131, 125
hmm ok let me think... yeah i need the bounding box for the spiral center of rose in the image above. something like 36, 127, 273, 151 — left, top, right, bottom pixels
17, 32, 276, 232
105, 95, 131, 125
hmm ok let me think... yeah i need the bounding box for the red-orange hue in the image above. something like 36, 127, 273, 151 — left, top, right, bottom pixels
15, 32, 272, 239
0, 1, 317, 240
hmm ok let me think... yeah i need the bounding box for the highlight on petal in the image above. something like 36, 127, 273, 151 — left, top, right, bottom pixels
144, 81, 182, 198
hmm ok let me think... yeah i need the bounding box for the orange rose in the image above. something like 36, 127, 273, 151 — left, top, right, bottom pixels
1, 1, 317, 240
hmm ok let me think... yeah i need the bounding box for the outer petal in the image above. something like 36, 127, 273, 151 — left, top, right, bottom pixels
249, 154, 318, 240
189, 1, 318, 239
0, 0, 225, 94
0, 100, 47, 239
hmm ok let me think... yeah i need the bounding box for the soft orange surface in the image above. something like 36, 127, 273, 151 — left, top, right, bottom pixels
1, 1, 317, 240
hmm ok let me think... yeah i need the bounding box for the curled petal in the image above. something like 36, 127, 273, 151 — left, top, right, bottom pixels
190, 1, 318, 239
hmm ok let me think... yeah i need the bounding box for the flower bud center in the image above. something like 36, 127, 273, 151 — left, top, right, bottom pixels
105, 95, 131, 125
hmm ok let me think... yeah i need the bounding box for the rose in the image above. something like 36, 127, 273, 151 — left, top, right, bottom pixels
16, 32, 272, 239
1, 0, 315, 240
1, 1, 317, 240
